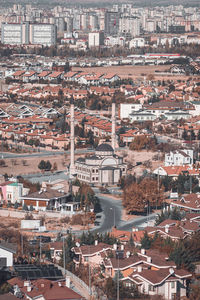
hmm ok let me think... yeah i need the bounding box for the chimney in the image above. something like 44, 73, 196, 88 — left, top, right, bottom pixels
121, 244, 124, 251
69, 97, 75, 177
137, 266, 142, 273
147, 256, 152, 263
27, 286, 32, 292
65, 276, 70, 288
111, 98, 116, 151
113, 243, 117, 250
165, 225, 169, 233
95, 240, 98, 246
141, 248, 146, 255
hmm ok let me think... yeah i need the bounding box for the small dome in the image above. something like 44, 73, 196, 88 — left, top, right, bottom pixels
96, 143, 114, 152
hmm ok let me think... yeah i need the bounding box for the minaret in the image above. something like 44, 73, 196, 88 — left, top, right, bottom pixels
111, 98, 116, 151
69, 97, 75, 177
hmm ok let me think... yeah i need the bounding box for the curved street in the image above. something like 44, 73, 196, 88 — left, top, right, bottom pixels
92, 191, 157, 233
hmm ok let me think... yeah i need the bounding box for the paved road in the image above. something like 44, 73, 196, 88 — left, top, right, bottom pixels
92, 191, 157, 233
0, 148, 94, 159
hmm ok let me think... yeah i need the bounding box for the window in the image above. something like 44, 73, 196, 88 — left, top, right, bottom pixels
149, 285, 155, 291
171, 282, 175, 288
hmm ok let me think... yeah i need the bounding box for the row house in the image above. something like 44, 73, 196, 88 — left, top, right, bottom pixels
22, 71, 37, 83
38, 71, 52, 81
47, 71, 64, 82
89, 86, 116, 96
63, 71, 80, 82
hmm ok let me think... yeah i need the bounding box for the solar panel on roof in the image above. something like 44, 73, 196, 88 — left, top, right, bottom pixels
48, 270, 56, 277
14, 264, 63, 280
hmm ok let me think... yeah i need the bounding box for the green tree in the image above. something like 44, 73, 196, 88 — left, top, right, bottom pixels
45, 160, 52, 171
141, 231, 153, 249
38, 160, 46, 170
197, 130, 200, 141
182, 129, 188, 140
190, 129, 196, 141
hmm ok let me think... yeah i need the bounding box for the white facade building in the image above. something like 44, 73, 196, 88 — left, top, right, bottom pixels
119, 17, 140, 37
1, 23, 56, 46
1, 22, 29, 44
88, 31, 104, 48
29, 24, 57, 45
75, 143, 127, 185
165, 149, 193, 166
0, 242, 16, 267
129, 38, 145, 48
119, 103, 143, 119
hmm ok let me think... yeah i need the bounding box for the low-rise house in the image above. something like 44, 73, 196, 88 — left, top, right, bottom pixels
165, 149, 193, 166
8, 278, 83, 300
171, 193, 200, 213
0, 180, 29, 204
72, 241, 113, 266
49, 242, 63, 263
21, 188, 69, 211
153, 165, 199, 180
0, 242, 16, 267
22, 71, 38, 83
121, 267, 191, 300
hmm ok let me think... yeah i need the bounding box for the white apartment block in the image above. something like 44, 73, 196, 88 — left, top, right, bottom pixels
1, 22, 29, 44
165, 149, 194, 166
1, 22, 56, 46
119, 103, 143, 119
29, 24, 56, 45
119, 17, 140, 37
88, 31, 104, 48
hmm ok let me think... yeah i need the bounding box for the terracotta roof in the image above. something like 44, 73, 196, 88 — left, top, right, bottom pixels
22, 188, 67, 201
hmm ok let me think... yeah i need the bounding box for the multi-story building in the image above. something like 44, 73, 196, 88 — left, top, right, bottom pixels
1, 22, 57, 46
105, 11, 120, 35
29, 24, 57, 45
1, 22, 29, 44
88, 31, 104, 48
119, 17, 140, 37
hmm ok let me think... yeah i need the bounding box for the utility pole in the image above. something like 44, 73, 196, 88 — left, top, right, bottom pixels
117, 255, 119, 300
21, 234, 23, 256
39, 236, 42, 263
88, 245, 91, 299
63, 237, 66, 275
157, 168, 160, 211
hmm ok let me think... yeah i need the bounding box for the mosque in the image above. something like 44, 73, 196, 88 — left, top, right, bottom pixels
69, 98, 127, 186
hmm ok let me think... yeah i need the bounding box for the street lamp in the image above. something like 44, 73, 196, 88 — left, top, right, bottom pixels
110, 207, 116, 228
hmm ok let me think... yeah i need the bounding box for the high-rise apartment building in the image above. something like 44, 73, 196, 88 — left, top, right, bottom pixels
29, 24, 57, 45
119, 17, 140, 37
1, 23, 56, 46
105, 11, 120, 35
1, 23, 29, 44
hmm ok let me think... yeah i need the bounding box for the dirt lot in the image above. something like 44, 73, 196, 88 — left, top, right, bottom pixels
120, 149, 164, 177
73, 65, 191, 81
0, 154, 69, 176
